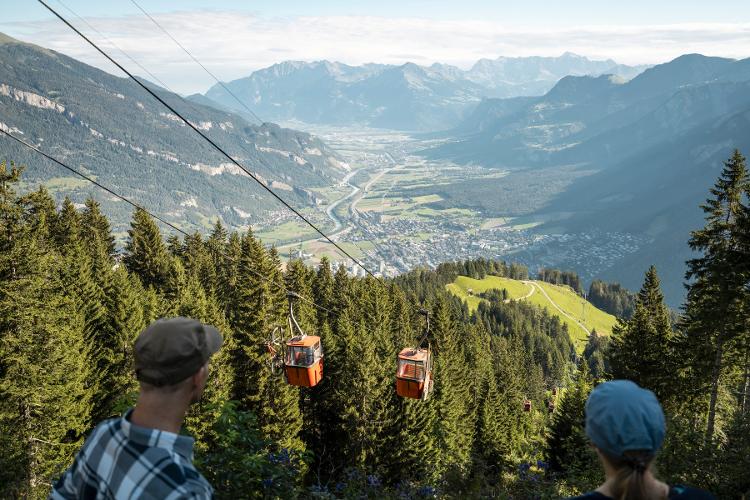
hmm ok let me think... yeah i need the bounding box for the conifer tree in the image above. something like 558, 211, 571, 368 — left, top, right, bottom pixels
55, 198, 108, 423
312, 257, 334, 331
608, 266, 674, 401
123, 207, 169, 289
92, 265, 146, 422
80, 198, 116, 293
546, 362, 600, 490
472, 322, 514, 476
361, 278, 402, 476
20, 186, 57, 251
81, 197, 115, 258
226, 232, 303, 453
0, 163, 90, 497
682, 149, 749, 441
431, 297, 474, 478
336, 303, 382, 469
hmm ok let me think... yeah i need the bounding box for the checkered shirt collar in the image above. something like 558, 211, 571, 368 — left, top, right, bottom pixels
121, 409, 195, 461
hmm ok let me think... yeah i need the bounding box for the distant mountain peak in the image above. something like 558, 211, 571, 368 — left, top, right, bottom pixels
205, 53, 646, 131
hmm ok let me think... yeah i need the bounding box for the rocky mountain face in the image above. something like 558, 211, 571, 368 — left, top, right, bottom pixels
427, 53, 750, 304
204, 55, 644, 131
0, 33, 348, 233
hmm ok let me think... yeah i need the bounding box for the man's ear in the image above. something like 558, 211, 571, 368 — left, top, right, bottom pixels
192, 364, 208, 387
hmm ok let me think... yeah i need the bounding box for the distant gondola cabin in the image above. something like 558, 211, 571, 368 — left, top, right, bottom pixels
396, 347, 432, 400
284, 335, 323, 387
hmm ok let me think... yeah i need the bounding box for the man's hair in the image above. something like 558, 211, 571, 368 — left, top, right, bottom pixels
139, 363, 207, 394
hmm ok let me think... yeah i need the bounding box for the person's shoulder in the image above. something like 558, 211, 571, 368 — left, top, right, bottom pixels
567, 492, 611, 500
669, 485, 716, 499
140, 462, 213, 500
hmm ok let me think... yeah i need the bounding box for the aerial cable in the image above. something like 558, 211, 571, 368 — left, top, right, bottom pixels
129, 0, 264, 126
0, 127, 332, 315
55, 0, 173, 94
57, 0, 384, 280
126, 0, 381, 267
36, 0, 380, 281
0, 128, 186, 235
54, 0, 267, 172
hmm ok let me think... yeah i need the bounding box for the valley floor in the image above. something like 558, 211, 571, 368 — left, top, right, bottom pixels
262, 123, 649, 285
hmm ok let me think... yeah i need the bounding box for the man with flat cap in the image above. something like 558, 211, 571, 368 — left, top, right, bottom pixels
51, 317, 223, 499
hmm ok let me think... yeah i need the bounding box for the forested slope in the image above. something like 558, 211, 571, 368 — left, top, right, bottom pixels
0, 33, 347, 233
1, 153, 748, 498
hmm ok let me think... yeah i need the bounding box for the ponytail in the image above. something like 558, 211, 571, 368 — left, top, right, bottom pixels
607, 450, 664, 500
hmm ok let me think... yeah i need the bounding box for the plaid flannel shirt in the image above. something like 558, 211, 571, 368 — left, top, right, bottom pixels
50, 409, 213, 499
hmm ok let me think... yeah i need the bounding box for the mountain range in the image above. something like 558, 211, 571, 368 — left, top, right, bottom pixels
425, 53, 750, 304
203, 53, 646, 131
0, 32, 348, 234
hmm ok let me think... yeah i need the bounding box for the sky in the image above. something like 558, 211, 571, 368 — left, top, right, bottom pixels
3, 1, 750, 94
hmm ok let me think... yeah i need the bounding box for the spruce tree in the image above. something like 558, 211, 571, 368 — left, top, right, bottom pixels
93, 265, 146, 422
226, 232, 304, 453
682, 149, 749, 441
431, 297, 474, 478
607, 266, 674, 402
546, 362, 600, 490
0, 163, 90, 497
54, 198, 108, 427
123, 207, 169, 290
81, 197, 115, 258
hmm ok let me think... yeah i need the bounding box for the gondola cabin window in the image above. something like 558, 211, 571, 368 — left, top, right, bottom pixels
398, 358, 425, 380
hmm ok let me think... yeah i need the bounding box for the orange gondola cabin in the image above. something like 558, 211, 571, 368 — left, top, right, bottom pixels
396, 347, 433, 400
284, 335, 324, 387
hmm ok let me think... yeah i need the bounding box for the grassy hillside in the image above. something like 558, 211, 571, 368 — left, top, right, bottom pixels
447, 275, 616, 348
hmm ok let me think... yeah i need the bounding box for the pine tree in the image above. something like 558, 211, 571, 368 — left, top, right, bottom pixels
546, 362, 600, 490
92, 265, 146, 422
226, 232, 303, 452
0, 163, 90, 497
607, 266, 674, 402
431, 297, 474, 479
682, 149, 749, 441
54, 198, 108, 427
123, 207, 169, 290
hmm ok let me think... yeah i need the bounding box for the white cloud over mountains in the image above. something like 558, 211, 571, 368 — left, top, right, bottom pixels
4, 11, 750, 94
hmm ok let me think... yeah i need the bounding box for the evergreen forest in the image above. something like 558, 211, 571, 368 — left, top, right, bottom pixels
0, 150, 749, 498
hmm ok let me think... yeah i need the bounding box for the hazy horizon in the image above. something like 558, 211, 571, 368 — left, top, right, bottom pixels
3, 1, 749, 94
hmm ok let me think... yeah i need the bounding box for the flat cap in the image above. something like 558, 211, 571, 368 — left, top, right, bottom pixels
134, 317, 223, 386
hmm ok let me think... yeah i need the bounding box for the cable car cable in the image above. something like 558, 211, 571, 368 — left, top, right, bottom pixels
125, 0, 382, 269
129, 0, 263, 126
36, 0, 380, 282
55, 0, 173, 94
0, 128, 331, 316
54, 0, 358, 269
0, 128, 186, 235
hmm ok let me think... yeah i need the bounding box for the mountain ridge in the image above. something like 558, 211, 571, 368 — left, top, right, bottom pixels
204, 53, 646, 131
421, 52, 750, 305
0, 32, 346, 234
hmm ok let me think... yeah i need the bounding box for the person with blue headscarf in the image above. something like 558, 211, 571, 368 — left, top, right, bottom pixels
569, 380, 714, 500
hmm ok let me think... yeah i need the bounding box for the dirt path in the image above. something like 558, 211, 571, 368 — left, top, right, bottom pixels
523, 281, 591, 336
503, 281, 535, 303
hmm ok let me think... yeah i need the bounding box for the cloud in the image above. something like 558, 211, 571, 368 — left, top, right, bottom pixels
3, 11, 750, 94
